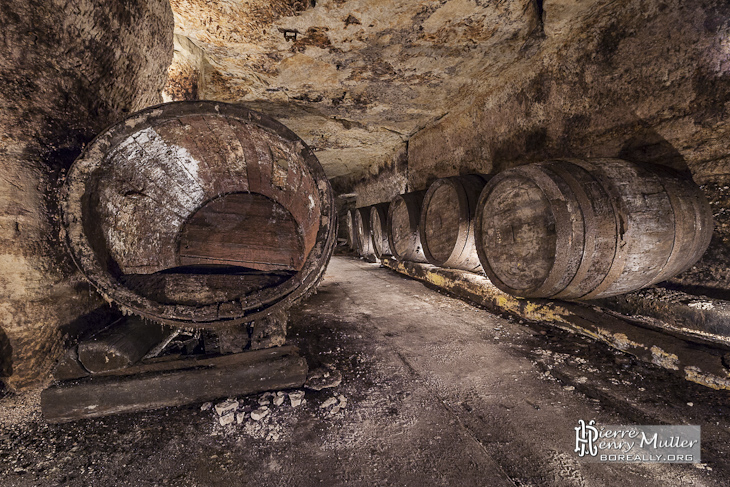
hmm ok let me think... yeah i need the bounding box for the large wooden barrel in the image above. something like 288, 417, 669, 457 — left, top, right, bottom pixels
61, 101, 336, 328
420, 175, 488, 271
345, 208, 358, 251
353, 206, 377, 261
369, 203, 392, 259
387, 191, 427, 263
474, 158, 713, 299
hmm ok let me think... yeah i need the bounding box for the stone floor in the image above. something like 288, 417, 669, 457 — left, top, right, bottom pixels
1, 256, 730, 486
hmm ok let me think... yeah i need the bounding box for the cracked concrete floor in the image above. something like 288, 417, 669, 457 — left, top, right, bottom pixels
2, 256, 730, 486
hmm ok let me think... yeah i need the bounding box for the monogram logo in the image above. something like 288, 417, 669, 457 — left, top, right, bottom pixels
575, 419, 599, 457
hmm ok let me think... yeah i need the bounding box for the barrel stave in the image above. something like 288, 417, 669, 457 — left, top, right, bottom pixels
346, 208, 358, 250
354, 206, 376, 261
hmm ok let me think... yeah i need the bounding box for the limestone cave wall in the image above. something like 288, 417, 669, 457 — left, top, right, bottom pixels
350, 0, 730, 292
0, 0, 173, 390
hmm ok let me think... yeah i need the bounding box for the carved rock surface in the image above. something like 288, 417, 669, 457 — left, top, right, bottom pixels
0, 0, 173, 390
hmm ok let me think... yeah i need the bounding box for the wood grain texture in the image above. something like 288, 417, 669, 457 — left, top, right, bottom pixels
178, 193, 304, 271
42, 346, 307, 423
475, 158, 713, 299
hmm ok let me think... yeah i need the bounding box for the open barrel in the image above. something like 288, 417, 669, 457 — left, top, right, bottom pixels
61, 101, 336, 327
474, 158, 713, 299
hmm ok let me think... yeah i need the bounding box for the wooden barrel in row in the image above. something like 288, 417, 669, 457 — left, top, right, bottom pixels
354, 176, 487, 271
353, 206, 377, 262
387, 191, 427, 263
419, 175, 488, 272
345, 208, 358, 251
350, 203, 393, 262
62, 101, 336, 327
474, 158, 713, 299
369, 203, 392, 260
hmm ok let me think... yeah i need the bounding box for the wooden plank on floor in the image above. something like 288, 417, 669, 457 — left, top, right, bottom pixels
41, 346, 307, 423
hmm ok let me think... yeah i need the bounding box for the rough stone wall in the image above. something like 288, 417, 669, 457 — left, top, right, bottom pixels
407, 0, 730, 188
349, 143, 408, 208
353, 0, 730, 289
162, 34, 207, 101
0, 0, 173, 390
168, 0, 542, 181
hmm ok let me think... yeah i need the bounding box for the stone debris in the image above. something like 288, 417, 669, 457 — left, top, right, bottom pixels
215, 399, 239, 416
305, 366, 343, 391
219, 412, 235, 426
200, 388, 336, 441
289, 391, 305, 407
251, 407, 270, 421
200, 402, 212, 411
319, 394, 348, 416
320, 397, 339, 409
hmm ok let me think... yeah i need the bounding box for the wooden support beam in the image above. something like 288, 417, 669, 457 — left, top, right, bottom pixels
41, 345, 307, 423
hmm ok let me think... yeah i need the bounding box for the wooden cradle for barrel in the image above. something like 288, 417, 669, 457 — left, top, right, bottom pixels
353, 206, 377, 261
61, 101, 336, 328
420, 175, 488, 271
369, 203, 392, 260
387, 191, 427, 263
474, 158, 713, 300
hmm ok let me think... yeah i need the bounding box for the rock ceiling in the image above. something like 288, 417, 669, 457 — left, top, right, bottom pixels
167, 0, 541, 180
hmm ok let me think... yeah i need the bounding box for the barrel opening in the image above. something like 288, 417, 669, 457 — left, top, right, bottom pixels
63, 102, 336, 327
105, 191, 305, 306
177, 192, 305, 272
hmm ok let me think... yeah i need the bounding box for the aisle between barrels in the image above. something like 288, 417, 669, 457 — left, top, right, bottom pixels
1, 256, 729, 486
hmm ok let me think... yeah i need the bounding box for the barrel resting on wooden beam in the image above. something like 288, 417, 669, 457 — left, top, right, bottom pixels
380, 257, 730, 391
41, 345, 307, 423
